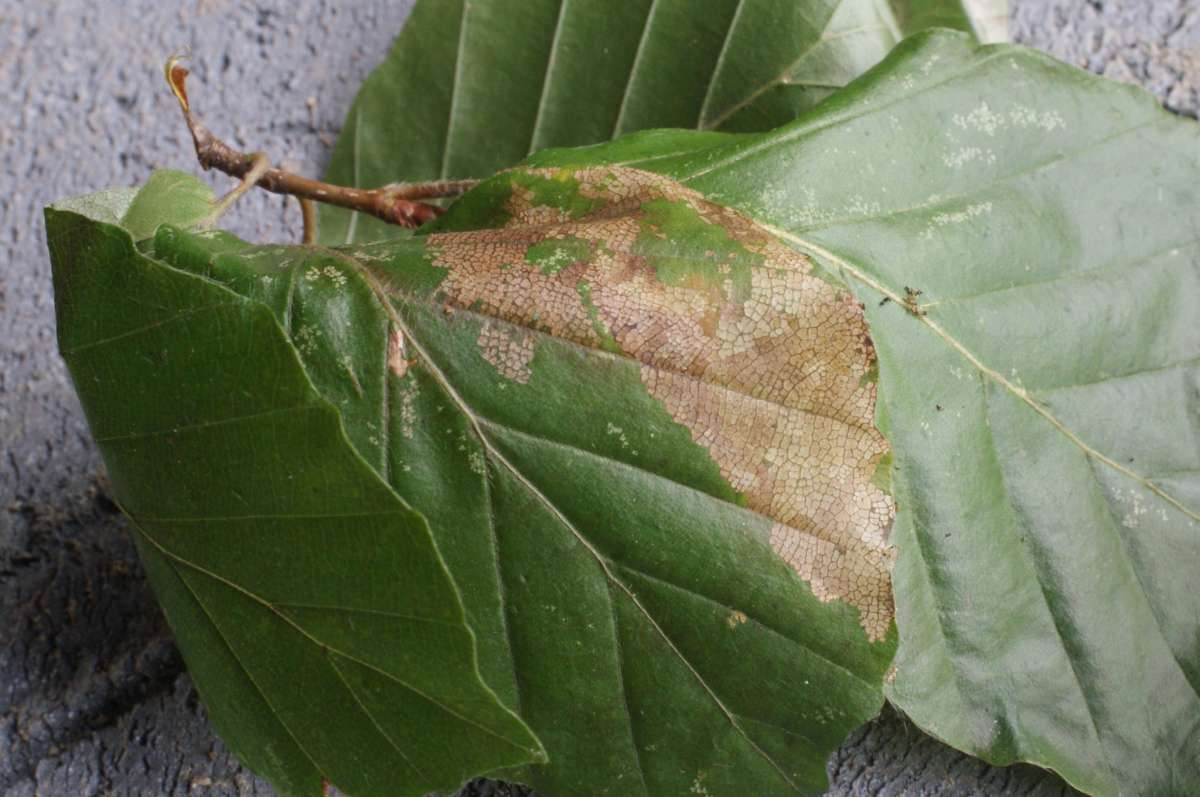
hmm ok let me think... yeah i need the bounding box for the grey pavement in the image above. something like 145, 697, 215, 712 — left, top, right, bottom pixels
1, 2, 1196, 795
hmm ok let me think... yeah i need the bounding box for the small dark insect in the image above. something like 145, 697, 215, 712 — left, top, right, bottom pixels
878, 296, 891, 307
902, 286, 926, 316
936, 404, 943, 411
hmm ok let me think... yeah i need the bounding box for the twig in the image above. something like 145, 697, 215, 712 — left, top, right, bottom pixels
164, 56, 478, 232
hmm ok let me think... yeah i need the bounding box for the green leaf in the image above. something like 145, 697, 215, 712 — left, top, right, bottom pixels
522, 29, 1199, 796
45, 187, 545, 797
120, 169, 216, 240
318, 0, 1005, 245
140, 169, 898, 795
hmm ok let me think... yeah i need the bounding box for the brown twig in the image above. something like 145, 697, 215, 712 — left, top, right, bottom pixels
164, 56, 478, 232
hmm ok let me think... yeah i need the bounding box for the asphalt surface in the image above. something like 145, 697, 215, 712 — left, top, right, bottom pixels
1, 1, 1196, 795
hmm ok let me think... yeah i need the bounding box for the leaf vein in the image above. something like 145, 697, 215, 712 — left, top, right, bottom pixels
137, 523, 336, 789
695, 0, 747, 129
1035, 355, 1200, 398
527, 0, 569, 156
439, 1, 470, 180
476, 416, 869, 575
94, 403, 312, 444
607, 585, 653, 797
137, 520, 537, 754
703, 7, 888, 132
610, 0, 659, 139
921, 237, 1200, 313
60, 303, 238, 356
1083, 456, 1200, 699
616, 561, 878, 689
763, 224, 1200, 523
685, 48, 1012, 180
325, 652, 431, 783
978, 383, 1117, 787
373, 280, 803, 792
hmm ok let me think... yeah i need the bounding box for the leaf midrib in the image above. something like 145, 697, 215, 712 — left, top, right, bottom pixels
131, 517, 543, 757
411, 295, 877, 434
762, 223, 1200, 524
350, 259, 806, 794
526, 0, 569, 156
701, 8, 890, 131
476, 415, 887, 645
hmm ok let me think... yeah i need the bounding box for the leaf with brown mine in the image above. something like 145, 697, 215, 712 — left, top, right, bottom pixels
403, 166, 896, 640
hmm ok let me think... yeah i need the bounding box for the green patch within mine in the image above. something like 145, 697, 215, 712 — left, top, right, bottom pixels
870, 451, 893, 495
633, 198, 760, 303
576, 282, 623, 355
858, 359, 879, 389
399, 300, 743, 511
428, 176, 516, 231
525, 236, 593, 276
514, 170, 605, 220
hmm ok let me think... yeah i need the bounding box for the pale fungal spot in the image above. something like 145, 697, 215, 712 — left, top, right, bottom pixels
920, 201, 993, 240
1008, 103, 1066, 132
295, 324, 320, 356
757, 185, 834, 229
942, 146, 995, 170
606, 422, 631, 450
418, 165, 896, 640
953, 101, 1007, 136
1113, 485, 1150, 529
304, 263, 348, 287
322, 265, 348, 287
398, 382, 419, 439
954, 101, 1066, 137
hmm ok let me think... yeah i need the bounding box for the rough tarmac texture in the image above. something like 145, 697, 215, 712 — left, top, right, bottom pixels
1, 1, 1196, 795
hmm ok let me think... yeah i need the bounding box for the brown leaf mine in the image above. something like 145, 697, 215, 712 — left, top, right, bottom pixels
424, 166, 895, 640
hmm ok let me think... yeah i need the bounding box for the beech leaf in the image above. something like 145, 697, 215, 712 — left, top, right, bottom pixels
318, 0, 1006, 245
